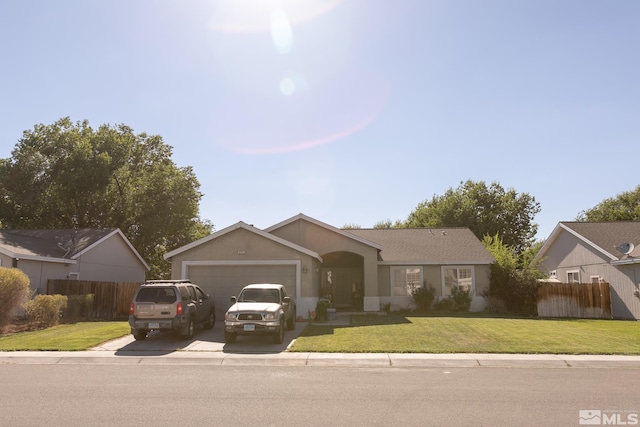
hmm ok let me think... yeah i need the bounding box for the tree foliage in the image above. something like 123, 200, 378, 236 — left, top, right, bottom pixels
577, 185, 640, 222
482, 234, 545, 315
402, 180, 541, 253
0, 118, 212, 278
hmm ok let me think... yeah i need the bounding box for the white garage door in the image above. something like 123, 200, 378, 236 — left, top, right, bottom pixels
186, 264, 297, 320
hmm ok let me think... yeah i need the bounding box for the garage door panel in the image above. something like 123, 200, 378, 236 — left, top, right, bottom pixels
187, 265, 296, 320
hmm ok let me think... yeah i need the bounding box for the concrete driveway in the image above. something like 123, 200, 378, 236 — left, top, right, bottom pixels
94, 321, 308, 354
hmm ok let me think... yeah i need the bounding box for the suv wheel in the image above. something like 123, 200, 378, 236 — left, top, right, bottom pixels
133, 330, 147, 341
181, 317, 195, 340
204, 310, 215, 330
273, 320, 284, 344
224, 331, 236, 344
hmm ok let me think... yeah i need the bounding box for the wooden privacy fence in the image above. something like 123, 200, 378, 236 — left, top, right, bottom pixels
537, 282, 612, 319
47, 280, 142, 320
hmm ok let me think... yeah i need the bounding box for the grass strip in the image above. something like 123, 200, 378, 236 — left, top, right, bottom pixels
0, 322, 130, 351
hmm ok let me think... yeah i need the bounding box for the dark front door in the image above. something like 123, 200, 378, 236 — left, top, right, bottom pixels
321, 268, 363, 310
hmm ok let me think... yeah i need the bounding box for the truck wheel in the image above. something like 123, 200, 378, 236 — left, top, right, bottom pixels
224, 331, 236, 344
133, 330, 147, 341
273, 320, 284, 344
204, 310, 215, 329
181, 317, 195, 340
286, 310, 296, 330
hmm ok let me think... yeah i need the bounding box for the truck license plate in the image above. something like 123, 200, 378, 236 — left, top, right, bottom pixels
244, 324, 255, 332
149, 322, 160, 329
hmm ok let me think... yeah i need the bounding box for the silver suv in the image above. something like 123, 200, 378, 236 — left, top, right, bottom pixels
129, 280, 215, 341
224, 283, 296, 344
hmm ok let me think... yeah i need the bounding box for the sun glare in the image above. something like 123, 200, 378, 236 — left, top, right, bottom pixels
205, 0, 390, 155
271, 9, 293, 54
208, 0, 344, 33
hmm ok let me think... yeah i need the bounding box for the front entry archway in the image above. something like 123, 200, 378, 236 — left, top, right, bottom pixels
320, 252, 363, 311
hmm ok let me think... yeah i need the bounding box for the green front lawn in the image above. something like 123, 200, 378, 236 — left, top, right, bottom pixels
290, 315, 640, 354
0, 322, 130, 351
2, 316, 640, 354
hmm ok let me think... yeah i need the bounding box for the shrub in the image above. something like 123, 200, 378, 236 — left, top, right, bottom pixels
451, 286, 472, 311
63, 294, 95, 322
412, 285, 435, 312
23, 294, 68, 327
434, 297, 453, 312
0, 267, 31, 328
315, 298, 331, 322
433, 287, 472, 312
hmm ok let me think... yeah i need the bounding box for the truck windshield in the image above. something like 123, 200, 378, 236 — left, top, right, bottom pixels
238, 289, 280, 303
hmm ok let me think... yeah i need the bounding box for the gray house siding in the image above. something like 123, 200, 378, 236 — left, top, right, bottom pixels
74, 234, 146, 283
540, 227, 640, 320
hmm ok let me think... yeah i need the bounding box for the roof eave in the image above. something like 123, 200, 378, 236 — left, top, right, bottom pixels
379, 260, 494, 266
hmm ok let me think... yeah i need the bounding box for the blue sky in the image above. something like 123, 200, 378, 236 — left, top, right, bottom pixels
1, 0, 638, 241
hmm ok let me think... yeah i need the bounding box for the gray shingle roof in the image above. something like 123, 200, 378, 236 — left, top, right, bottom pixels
0, 229, 118, 259
346, 228, 495, 264
560, 221, 640, 259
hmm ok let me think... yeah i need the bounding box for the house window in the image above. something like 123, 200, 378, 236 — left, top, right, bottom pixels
391, 267, 422, 296
590, 276, 601, 284
68, 272, 80, 280
442, 266, 474, 296
567, 271, 580, 283
549, 270, 557, 280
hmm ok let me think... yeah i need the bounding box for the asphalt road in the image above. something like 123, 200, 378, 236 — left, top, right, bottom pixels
2, 364, 640, 426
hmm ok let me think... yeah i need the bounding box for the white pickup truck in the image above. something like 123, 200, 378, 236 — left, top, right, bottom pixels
223, 283, 296, 344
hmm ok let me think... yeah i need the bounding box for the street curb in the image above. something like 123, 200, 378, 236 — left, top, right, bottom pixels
2, 351, 640, 368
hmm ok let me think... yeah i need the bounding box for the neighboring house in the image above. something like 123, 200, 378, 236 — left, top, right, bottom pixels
0, 228, 149, 294
164, 214, 495, 319
535, 221, 640, 320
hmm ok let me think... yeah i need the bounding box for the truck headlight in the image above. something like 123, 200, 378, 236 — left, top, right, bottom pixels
225, 312, 238, 321
263, 312, 277, 321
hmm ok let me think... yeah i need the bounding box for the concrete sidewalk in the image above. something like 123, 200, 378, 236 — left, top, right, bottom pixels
2, 350, 640, 368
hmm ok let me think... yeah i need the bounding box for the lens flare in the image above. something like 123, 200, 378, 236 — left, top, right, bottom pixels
271, 9, 293, 54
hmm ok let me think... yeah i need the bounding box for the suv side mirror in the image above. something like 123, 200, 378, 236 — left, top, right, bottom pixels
230, 296, 237, 303
283, 296, 291, 304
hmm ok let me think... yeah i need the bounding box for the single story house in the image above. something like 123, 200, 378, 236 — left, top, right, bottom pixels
535, 221, 640, 319
164, 214, 495, 319
0, 228, 149, 294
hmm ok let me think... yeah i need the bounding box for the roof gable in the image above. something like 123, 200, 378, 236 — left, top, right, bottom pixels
537, 221, 640, 263
164, 221, 323, 261
347, 228, 495, 264
264, 213, 383, 250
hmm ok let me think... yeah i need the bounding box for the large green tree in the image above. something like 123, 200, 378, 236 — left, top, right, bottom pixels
0, 118, 212, 278
402, 180, 540, 253
577, 185, 640, 221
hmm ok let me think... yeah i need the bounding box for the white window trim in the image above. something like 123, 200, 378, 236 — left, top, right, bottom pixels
68, 272, 80, 280
390, 266, 423, 297
590, 275, 602, 284
441, 266, 475, 296
549, 270, 557, 279
567, 270, 580, 283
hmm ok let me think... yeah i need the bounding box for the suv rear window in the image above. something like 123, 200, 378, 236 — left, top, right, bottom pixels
136, 287, 177, 303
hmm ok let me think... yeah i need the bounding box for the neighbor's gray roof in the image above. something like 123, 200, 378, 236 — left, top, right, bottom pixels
559, 221, 640, 260
346, 228, 495, 264
0, 228, 149, 269
0, 229, 116, 259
